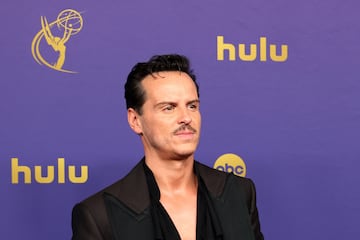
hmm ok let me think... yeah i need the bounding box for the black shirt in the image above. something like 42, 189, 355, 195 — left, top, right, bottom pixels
143, 162, 224, 240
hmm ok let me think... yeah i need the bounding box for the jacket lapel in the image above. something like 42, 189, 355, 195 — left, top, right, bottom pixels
102, 159, 253, 240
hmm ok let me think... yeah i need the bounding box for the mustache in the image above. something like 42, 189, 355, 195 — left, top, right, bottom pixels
173, 124, 197, 134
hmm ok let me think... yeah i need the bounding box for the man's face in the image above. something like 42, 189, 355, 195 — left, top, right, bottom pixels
129, 71, 201, 161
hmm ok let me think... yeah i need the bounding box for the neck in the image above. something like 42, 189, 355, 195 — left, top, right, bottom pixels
145, 156, 197, 195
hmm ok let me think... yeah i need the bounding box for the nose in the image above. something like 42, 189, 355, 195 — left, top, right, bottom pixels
177, 107, 192, 125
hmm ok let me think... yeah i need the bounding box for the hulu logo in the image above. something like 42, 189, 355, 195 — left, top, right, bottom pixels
11, 158, 88, 184
217, 35, 288, 62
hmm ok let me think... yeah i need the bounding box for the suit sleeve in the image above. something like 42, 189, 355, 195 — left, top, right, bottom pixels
246, 178, 264, 240
71, 203, 105, 240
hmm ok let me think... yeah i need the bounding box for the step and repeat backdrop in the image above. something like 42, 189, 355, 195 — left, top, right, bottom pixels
1, 0, 359, 239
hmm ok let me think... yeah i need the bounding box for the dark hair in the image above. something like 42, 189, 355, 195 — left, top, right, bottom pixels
124, 54, 199, 114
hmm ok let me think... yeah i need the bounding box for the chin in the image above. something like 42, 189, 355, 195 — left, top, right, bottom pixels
172, 148, 197, 159
168, 141, 199, 159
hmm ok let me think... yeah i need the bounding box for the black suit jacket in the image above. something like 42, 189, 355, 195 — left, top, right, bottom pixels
72, 160, 264, 240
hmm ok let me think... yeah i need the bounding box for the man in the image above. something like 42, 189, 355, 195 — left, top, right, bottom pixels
71, 54, 264, 240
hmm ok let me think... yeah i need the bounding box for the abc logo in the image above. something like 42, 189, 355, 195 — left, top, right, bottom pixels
213, 153, 246, 177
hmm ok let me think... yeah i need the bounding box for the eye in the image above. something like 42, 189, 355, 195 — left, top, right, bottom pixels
163, 104, 175, 112
188, 102, 199, 111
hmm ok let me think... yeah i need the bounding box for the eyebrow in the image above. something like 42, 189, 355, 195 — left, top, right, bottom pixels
188, 99, 200, 105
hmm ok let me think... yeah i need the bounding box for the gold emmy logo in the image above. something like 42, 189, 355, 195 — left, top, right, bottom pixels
31, 9, 83, 73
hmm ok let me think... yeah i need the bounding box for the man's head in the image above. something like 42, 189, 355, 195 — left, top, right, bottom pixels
125, 54, 201, 161
125, 54, 199, 115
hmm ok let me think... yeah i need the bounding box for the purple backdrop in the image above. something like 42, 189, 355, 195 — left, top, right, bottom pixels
1, 0, 359, 239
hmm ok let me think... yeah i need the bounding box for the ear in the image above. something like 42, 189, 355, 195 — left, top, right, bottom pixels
127, 108, 143, 135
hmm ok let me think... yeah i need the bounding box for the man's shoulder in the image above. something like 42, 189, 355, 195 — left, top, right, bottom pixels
78, 177, 124, 208
78, 159, 149, 213
195, 160, 254, 197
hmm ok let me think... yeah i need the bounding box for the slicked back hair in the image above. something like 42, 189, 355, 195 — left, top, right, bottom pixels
124, 54, 199, 114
